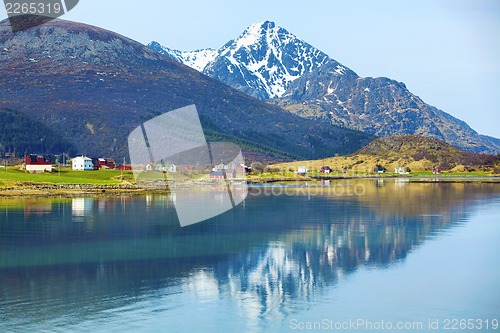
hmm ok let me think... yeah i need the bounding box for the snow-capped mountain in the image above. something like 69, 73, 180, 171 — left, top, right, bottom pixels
148, 21, 500, 154
149, 21, 347, 100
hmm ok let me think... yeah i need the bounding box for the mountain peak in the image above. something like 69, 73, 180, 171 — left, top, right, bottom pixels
1, 18, 165, 73
245, 20, 276, 33
260, 20, 276, 29
232, 21, 290, 51
150, 20, 340, 100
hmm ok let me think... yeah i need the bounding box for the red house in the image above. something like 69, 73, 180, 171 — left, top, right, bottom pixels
210, 170, 237, 180
105, 159, 116, 169
319, 166, 332, 173
116, 165, 132, 171
210, 170, 225, 180
100, 158, 116, 169
25, 154, 52, 173
92, 158, 117, 170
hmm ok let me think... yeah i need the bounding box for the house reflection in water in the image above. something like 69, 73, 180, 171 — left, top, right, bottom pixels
23, 200, 53, 218
71, 198, 93, 219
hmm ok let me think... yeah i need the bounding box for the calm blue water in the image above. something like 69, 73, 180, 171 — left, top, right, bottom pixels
0, 180, 499, 332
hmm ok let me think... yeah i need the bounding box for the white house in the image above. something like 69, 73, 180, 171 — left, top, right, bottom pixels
150, 163, 177, 172
297, 166, 307, 174
72, 156, 93, 171
213, 163, 229, 171
395, 166, 409, 175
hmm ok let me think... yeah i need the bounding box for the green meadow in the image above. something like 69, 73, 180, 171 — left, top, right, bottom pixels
0, 167, 134, 185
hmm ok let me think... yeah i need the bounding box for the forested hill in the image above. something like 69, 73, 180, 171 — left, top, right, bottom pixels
0, 108, 76, 157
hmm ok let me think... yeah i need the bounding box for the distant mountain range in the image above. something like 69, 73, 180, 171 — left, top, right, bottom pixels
149, 21, 499, 154
0, 17, 372, 161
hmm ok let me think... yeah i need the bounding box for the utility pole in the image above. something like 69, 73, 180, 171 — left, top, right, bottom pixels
121, 157, 125, 179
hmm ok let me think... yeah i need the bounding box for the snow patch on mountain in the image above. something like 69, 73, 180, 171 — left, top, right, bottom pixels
234, 22, 262, 48
147, 42, 217, 72
182, 49, 218, 72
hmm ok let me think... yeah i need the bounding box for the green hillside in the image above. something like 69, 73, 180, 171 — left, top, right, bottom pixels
274, 135, 500, 174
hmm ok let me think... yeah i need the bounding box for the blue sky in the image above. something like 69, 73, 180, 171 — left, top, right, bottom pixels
1, 0, 499, 138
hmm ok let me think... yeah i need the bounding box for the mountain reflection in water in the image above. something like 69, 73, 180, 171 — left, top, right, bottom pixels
0, 180, 498, 330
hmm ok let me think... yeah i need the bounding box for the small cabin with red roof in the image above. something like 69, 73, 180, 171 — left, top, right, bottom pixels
25, 154, 52, 173
210, 170, 225, 180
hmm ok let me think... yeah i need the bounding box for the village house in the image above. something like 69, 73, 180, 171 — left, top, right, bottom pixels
319, 166, 332, 173
91, 158, 101, 170
297, 166, 307, 175
116, 164, 132, 171
210, 169, 237, 180
105, 158, 116, 169
148, 163, 177, 173
72, 156, 94, 171
91, 158, 116, 170
25, 154, 52, 173
210, 170, 225, 180
395, 166, 409, 175
213, 163, 230, 171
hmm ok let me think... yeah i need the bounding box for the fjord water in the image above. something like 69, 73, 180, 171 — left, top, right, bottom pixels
0, 180, 499, 332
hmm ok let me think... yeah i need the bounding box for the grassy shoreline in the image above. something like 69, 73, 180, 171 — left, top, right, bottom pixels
246, 169, 499, 183
0, 166, 498, 198
0, 167, 149, 198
